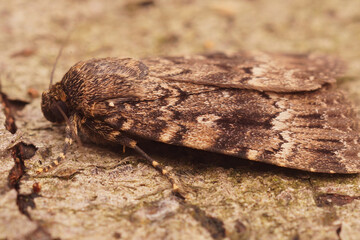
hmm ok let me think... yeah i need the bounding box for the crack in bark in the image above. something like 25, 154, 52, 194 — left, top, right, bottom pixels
336, 224, 342, 240
0, 92, 17, 133
1, 90, 54, 239
184, 203, 226, 240
8, 143, 39, 219
315, 193, 360, 207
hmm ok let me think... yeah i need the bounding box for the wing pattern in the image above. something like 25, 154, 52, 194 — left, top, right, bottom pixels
60, 52, 358, 173
103, 86, 360, 173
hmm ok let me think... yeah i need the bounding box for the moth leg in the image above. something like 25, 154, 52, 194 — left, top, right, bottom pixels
133, 145, 180, 194
36, 115, 77, 174
107, 131, 182, 196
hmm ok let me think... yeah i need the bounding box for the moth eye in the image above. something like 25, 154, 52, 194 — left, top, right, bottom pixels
41, 90, 69, 123
41, 92, 57, 123
50, 101, 69, 123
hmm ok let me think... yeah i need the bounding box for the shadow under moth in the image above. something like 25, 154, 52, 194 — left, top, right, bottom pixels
40, 51, 360, 193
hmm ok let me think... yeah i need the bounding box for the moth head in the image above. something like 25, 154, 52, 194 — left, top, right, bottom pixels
41, 83, 69, 123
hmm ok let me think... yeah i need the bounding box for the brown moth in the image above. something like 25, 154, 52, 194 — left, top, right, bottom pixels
40, 51, 360, 191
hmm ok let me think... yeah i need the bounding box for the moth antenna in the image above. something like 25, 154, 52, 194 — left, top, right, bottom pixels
49, 31, 73, 89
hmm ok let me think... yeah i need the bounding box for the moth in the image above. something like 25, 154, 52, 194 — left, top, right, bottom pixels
40, 51, 360, 192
